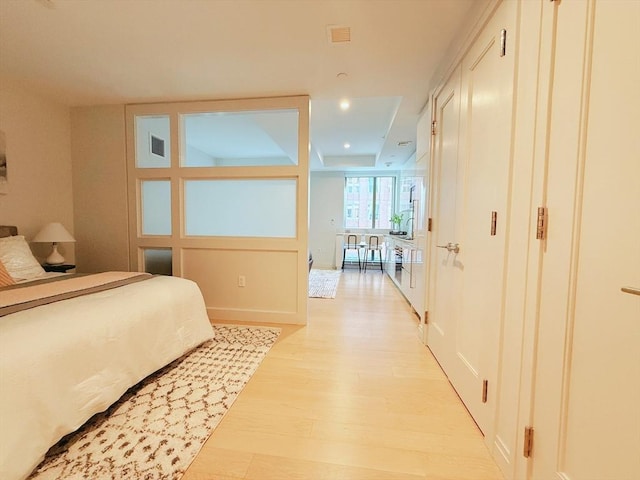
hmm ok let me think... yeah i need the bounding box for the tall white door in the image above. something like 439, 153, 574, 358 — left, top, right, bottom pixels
427, 65, 463, 371
530, 1, 640, 478
427, 0, 517, 436
448, 0, 516, 433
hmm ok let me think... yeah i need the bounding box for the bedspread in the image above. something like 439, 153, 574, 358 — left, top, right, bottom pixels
0, 271, 150, 316
0, 274, 214, 480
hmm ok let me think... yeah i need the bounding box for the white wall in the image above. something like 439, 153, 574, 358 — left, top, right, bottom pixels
309, 172, 345, 268
70, 105, 129, 273
0, 79, 75, 263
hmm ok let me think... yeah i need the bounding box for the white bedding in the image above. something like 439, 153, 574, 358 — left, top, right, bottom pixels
0, 274, 214, 480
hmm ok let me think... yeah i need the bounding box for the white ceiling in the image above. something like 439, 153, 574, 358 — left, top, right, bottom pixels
0, 0, 482, 171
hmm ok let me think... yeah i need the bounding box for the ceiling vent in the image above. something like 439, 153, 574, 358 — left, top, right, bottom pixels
327, 25, 351, 44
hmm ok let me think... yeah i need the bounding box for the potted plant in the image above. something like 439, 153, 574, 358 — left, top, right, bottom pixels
390, 213, 403, 233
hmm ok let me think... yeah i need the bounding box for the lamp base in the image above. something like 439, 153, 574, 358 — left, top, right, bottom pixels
45, 243, 65, 265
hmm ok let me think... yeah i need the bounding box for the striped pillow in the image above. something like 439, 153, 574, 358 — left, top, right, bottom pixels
0, 260, 15, 287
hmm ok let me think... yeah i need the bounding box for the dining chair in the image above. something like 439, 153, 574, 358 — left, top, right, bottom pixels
341, 234, 361, 271
363, 235, 384, 272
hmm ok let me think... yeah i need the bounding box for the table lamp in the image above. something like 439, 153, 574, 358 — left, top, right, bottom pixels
32, 222, 76, 265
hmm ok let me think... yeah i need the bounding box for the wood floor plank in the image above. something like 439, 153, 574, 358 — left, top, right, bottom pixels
183, 447, 253, 479
182, 270, 503, 480
243, 453, 427, 480
309, 420, 490, 457
206, 429, 431, 476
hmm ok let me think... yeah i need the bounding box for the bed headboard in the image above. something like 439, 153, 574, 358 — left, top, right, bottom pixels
0, 226, 18, 238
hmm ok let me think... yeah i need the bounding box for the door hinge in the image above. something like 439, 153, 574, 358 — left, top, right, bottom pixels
424, 310, 429, 324
500, 29, 507, 57
431, 120, 437, 136
490, 211, 497, 236
482, 379, 488, 403
536, 207, 547, 240
523, 426, 534, 458
427, 217, 433, 232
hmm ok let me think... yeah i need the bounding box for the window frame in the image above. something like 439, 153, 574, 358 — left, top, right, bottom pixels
343, 175, 396, 229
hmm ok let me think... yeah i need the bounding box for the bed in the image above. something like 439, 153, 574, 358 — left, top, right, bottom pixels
0, 227, 215, 480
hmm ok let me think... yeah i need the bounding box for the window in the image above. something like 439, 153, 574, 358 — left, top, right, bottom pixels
181, 109, 298, 167
141, 180, 171, 235
344, 176, 395, 229
184, 179, 297, 237
135, 116, 171, 168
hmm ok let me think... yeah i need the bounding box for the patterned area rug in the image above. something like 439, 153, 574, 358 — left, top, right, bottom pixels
308, 269, 342, 298
28, 324, 280, 480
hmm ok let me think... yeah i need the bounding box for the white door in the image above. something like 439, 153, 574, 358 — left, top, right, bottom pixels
530, 1, 640, 478
428, 0, 517, 436
427, 65, 463, 372
447, 0, 517, 433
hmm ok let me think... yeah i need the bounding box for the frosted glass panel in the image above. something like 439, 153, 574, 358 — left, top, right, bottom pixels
141, 180, 171, 235
136, 116, 171, 168
143, 248, 172, 275
181, 110, 298, 167
185, 179, 296, 237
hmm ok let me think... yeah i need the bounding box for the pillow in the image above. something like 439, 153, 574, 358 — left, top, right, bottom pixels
0, 260, 15, 287
0, 235, 45, 281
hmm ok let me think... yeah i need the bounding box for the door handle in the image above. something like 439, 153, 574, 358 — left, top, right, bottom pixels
436, 242, 460, 254
621, 286, 640, 296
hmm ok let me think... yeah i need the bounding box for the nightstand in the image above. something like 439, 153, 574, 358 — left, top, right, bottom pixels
42, 264, 76, 273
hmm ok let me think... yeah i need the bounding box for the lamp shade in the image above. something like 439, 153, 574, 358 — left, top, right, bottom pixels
32, 222, 76, 243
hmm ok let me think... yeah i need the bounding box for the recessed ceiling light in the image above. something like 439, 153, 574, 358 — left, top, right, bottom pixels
339, 99, 350, 111
344, 143, 351, 149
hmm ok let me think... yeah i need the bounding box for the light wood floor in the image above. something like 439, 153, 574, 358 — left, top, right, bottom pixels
183, 270, 504, 480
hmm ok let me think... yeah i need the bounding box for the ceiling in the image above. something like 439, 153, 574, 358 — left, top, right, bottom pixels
0, 0, 482, 171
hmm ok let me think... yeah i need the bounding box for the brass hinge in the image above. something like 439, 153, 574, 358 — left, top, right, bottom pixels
523, 426, 534, 458
431, 120, 437, 136
482, 379, 488, 403
500, 29, 507, 57
424, 311, 429, 324
536, 207, 547, 240
427, 217, 433, 232
490, 211, 497, 236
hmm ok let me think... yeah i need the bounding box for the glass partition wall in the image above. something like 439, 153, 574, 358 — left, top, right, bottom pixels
126, 96, 310, 325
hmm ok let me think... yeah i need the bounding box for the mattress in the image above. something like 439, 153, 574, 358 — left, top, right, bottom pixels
0, 273, 214, 480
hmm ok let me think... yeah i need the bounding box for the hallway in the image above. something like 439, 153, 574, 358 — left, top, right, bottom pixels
184, 270, 504, 479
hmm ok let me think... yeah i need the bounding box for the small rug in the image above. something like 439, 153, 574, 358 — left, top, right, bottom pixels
28, 324, 280, 480
308, 269, 341, 298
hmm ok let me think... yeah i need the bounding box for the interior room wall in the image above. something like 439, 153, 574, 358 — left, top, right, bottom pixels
70, 105, 129, 273
309, 172, 345, 269
0, 79, 75, 263
125, 96, 310, 324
